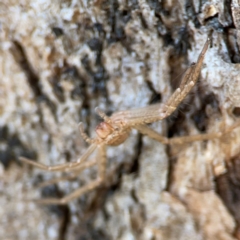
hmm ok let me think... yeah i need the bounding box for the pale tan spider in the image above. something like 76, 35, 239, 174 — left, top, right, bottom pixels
20, 38, 236, 205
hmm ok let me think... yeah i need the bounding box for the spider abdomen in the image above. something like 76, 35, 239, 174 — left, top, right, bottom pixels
106, 129, 130, 146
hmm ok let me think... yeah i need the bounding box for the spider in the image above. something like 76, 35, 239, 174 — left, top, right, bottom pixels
19, 38, 236, 205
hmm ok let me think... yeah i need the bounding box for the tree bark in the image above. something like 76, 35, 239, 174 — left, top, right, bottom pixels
0, 0, 240, 239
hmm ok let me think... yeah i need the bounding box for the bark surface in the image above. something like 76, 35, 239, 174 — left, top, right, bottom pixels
0, 1, 240, 240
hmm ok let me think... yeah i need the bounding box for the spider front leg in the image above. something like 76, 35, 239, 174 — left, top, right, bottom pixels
110, 38, 210, 127
27, 144, 107, 205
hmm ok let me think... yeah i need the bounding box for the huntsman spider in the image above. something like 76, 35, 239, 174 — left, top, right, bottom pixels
20, 38, 237, 205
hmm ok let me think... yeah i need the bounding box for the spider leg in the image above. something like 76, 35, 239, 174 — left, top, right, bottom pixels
37, 158, 97, 188
159, 38, 210, 120
95, 107, 111, 123
159, 39, 210, 119
78, 122, 96, 144
110, 38, 210, 126
135, 120, 240, 145
134, 125, 169, 144
168, 133, 222, 145
19, 143, 97, 172
168, 119, 240, 144
30, 144, 107, 205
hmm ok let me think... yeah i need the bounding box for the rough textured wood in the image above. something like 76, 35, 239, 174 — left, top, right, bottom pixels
0, 1, 240, 240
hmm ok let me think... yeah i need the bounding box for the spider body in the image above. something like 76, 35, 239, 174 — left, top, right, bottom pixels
20, 38, 239, 205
